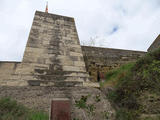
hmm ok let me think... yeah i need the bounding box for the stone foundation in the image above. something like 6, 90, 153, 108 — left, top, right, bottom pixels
0, 86, 115, 120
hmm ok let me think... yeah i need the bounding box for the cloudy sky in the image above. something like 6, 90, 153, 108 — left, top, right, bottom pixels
0, 0, 160, 61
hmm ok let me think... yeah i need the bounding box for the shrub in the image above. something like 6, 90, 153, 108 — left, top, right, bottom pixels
116, 109, 137, 120
0, 97, 49, 120
104, 48, 160, 119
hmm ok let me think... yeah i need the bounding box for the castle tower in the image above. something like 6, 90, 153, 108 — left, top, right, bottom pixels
148, 34, 160, 52
14, 11, 89, 87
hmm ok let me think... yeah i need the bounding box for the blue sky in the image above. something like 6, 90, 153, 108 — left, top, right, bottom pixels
0, 0, 160, 61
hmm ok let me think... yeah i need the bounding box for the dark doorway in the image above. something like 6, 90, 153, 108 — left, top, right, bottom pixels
97, 71, 100, 82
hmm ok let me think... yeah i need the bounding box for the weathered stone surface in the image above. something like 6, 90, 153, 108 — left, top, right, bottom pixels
0, 10, 159, 120
0, 11, 89, 87
82, 46, 146, 82
63, 66, 86, 72
148, 34, 160, 52
0, 86, 115, 120
0, 11, 159, 86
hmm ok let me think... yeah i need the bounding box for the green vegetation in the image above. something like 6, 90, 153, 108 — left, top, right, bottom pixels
102, 48, 160, 120
101, 62, 135, 88
101, 111, 110, 120
75, 95, 96, 116
75, 95, 88, 109
74, 94, 112, 120
95, 94, 101, 103
141, 116, 160, 120
0, 97, 49, 120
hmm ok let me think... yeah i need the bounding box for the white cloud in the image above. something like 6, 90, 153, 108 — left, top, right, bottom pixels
0, 0, 160, 61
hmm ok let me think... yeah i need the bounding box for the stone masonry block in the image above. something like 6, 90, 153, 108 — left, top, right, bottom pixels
73, 61, 85, 67
70, 52, 83, 57
63, 66, 86, 72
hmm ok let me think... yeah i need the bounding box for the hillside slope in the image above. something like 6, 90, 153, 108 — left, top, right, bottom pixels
101, 48, 160, 120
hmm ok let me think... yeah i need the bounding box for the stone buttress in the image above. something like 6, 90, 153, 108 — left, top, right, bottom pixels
0, 11, 89, 87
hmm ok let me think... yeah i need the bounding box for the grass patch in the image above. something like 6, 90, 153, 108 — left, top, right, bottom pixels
101, 62, 135, 88
0, 97, 49, 120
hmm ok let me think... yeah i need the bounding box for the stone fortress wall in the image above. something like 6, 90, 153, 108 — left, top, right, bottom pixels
148, 35, 160, 52
82, 34, 160, 82
0, 11, 159, 85
0, 11, 159, 119
82, 46, 146, 82
0, 11, 89, 87
0, 62, 21, 84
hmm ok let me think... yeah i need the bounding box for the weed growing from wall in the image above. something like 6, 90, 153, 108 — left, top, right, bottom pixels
74, 94, 113, 119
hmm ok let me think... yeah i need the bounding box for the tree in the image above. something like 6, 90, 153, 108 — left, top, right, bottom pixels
81, 36, 107, 47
